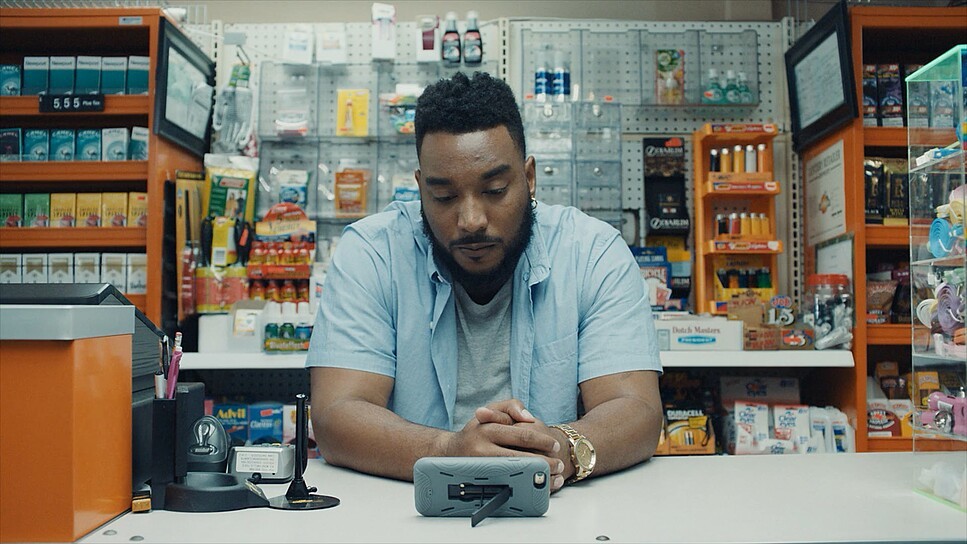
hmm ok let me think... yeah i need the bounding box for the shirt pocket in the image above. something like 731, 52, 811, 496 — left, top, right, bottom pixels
531, 331, 579, 422
533, 331, 578, 367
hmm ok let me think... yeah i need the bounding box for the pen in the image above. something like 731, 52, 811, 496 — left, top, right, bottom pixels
165, 332, 183, 399
154, 371, 167, 400
161, 335, 170, 378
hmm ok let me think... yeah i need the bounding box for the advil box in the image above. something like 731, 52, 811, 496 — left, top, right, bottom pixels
248, 402, 283, 444
653, 316, 742, 351
212, 402, 248, 446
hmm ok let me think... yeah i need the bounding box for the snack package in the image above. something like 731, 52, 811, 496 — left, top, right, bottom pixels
866, 280, 898, 324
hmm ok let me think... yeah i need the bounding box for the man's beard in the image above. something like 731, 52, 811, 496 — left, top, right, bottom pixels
422, 200, 536, 293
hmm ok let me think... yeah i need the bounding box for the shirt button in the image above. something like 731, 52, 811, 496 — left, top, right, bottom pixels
523, 272, 529, 282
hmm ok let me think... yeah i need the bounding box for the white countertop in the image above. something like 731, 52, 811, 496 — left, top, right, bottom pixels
180, 349, 855, 370
0, 304, 134, 340
80, 451, 966, 543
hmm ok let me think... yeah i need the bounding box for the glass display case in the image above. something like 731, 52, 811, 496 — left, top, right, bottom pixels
906, 44, 966, 511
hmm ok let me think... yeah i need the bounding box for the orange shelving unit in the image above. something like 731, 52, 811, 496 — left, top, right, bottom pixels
693, 123, 781, 315
798, 5, 967, 452
0, 8, 204, 324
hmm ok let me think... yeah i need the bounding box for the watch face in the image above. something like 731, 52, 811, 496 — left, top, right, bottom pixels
575, 438, 595, 469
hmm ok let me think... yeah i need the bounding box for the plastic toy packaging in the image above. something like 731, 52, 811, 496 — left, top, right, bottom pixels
379, 83, 424, 135
212, 64, 253, 153
274, 77, 311, 137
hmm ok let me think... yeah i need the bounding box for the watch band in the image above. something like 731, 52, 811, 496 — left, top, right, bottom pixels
550, 423, 593, 483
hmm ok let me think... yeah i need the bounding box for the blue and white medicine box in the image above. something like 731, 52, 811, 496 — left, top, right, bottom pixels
49, 129, 75, 161
23, 129, 49, 162
126, 56, 150, 95
75, 129, 101, 161
74, 56, 101, 94
0, 65, 21, 96
48, 56, 75, 95
22, 57, 48, 95
248, 402, 284, 444
100, 57, 127, 95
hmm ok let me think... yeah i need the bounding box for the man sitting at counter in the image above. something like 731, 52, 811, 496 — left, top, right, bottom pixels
306, 72, 663, 493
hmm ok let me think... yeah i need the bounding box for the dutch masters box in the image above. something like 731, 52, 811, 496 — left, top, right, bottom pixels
653, 316, 743, 351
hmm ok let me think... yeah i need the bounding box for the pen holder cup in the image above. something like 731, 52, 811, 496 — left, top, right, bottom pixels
150, 383, 204, 510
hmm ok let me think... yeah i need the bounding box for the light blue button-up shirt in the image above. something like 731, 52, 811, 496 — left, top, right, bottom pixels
306, 200, 662, 430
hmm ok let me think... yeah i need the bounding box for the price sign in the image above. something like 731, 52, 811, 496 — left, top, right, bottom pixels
39, 94, 105, 113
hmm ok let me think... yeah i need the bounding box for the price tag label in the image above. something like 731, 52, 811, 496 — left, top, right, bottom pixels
38, 94, 105, 113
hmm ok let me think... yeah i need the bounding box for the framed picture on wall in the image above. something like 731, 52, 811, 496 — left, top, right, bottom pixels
154, 18, 215, 158
784, 0, 857, 153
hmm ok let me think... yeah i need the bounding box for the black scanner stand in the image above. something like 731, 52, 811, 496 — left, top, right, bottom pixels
267, 393, 339, 510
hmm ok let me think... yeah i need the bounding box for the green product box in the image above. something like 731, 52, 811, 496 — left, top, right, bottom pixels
0, 64, 21, 96
50, 129, 75, 161
100, 57, 127, 95
75, 129, 101, 161
23, 193, 50, 227
0, 194, 23, 227
22, 56, 48, 95
23, 129, 49, 162
126, 56, 150, 95
102, 127, 129, 161
48, 56, 75, 95
75, 56, 101, 94
0, 128, 21, 162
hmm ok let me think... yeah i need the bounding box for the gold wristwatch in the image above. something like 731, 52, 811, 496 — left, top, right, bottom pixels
550, 424, 596, 484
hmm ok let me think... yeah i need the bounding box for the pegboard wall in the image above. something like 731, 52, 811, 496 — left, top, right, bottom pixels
189, 17, 800, 300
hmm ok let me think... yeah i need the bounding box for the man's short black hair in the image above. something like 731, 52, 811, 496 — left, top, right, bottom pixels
415, 72, 526, 160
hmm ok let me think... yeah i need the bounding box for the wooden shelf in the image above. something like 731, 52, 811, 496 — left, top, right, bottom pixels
705, 240, 783, 254
0, 160, 148, 182
867, 323, 910, 345
865, 225, 909, 247
0, 227, 146, 248
864, 126, 958, 148
0, 95, 150, 116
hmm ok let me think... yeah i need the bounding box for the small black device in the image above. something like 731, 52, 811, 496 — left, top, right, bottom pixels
187, 415, 230, 473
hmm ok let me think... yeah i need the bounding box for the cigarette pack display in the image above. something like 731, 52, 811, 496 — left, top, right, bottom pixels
0, 64, 21, 96
49, 129, 74, 161
126, 253, 147, 294
129, 126, 149, 160
50, 193, 76, 227
128, 192, 148, 227
126, 56, 149, 95
48, 253, 74, 284
22, 56, 48, 95
23, 129, 48, 162
0, 254, 21, 283
76, 193, 102, 227
22, 254, 47, 284
100, 253, 127, 292
74, 56, 101, 94
48, 56, 75, 95
0, 128, 20, 161
101, 192, 128, 227
75, 129, 101, 161
864, 158, 886, 224
0, 194, 23, 227
22, 193, 49, 227
74, 253, 100, 283
100, 57, 127, 95
101, 128, 129, 161
903, 64, 927, 127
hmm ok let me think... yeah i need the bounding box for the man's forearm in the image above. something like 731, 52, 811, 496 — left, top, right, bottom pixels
558, 371, 664, 480
314, 398, 449, 481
